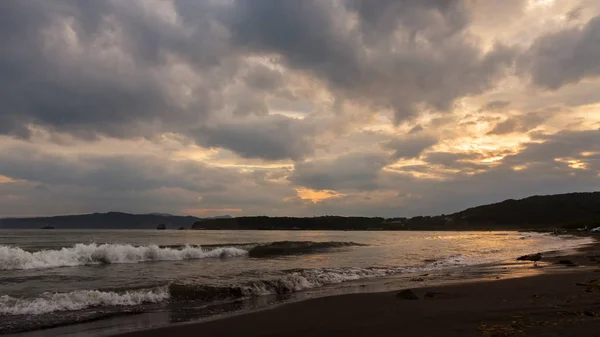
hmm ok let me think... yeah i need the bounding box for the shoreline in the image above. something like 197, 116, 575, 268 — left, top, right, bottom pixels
112, 239, 600, 337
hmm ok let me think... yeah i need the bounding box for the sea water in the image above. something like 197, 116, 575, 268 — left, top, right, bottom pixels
0, 229, 593, 336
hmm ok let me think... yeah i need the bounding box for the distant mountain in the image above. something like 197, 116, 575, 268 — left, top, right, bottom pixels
192, 192, 600, 231
0, 212, 209, 229
2, 192, 599, 230
146, 212, 175, 217
447, 192, 600, 229
208, 215, 233, 219
192, 216, 385, 230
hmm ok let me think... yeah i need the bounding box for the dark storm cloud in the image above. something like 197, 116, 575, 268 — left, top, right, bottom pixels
348, 0, 469, 40
422, 152, 481, 168
383, 134, 438, 160
0, 0, 232, 140
3, 0, 600, 218
503, 129, 600, 165
228, 0, 517, 121
520, 15, 600, 89
0, 0, 519, 160
193, 115, 318, 161
480, 100, 511, 112
487, 109, 553, 135
487, 119, 519, 135
408, 125, 425, 134
0, 145, 298, 216
0, 146, 235, 192
290, 151, 391, 191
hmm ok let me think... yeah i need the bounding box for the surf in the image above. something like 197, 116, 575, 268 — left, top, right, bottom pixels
0, 243, 248, 270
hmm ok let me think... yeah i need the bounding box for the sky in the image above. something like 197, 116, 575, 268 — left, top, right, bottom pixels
1, 0, 600, 218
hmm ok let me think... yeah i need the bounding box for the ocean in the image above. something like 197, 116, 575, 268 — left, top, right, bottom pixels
0, 230, 593, 336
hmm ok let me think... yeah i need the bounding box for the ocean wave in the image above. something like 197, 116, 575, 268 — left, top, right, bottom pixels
1, 253, 478, 316
169, 267, 399, 301
0, 244, 248, 270
172, 255, 473, 301
0, 287, 169, 316
0, 241, 368, 270
247, 241, 366, 258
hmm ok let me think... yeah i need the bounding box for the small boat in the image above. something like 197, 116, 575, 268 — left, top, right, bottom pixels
156, 224, 166, 230
41, 225, 54, 229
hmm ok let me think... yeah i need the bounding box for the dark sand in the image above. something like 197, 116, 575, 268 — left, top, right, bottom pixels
117, 241, 600, 337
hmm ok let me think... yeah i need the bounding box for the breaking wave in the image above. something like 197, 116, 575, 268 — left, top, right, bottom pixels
169, 268, 392, 301
0, 241, 367, 270
1, 253, 476, 317
172, 254, 474, 301
0, 244, 248, 270
0, 287, 169, 316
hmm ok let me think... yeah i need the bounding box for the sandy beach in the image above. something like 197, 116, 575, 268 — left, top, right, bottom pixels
115, 240, 600, 337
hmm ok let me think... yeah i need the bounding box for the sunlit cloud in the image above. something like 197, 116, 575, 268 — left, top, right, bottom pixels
0, 175, 15, 184
554, 158, 588, 169
295, 188, 346, 204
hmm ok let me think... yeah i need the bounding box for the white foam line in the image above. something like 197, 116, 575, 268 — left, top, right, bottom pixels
0, 287, 170, 316
0, 243, 248, 270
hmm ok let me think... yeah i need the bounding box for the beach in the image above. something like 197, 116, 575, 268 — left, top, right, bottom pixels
116, 240, 600, 337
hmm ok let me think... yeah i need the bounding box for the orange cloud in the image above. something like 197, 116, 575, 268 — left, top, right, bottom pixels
0, 175, 15, 183
295, 188, 345, 203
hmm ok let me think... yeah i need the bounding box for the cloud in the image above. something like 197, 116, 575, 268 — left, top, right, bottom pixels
217, 0, 517, 121
520, 15, 600, 89
0, 146, 235, 192
290, 151, 391, 191
487, 108, 554, 135
480, 100, 511, 112
408, 125, 425, 134
192, 115, 318, 161
383, 134, 438, 160
0, 143, 299, 216
0, 1, 230, 139
1, 0, 599, 218
422, 152, 481, 168
504, 129, 600, 165
0, 0, 520, 161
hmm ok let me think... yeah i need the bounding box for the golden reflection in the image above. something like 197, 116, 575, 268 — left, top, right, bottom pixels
295, 188, 345, 203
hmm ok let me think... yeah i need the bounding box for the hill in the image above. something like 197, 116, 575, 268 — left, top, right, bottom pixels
192, 192, 600, 231
450, 192, 600, 229
0, 212, 205, 229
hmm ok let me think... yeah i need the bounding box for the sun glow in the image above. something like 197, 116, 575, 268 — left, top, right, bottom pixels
296, 188, 345, 203
0, 175, 15, 183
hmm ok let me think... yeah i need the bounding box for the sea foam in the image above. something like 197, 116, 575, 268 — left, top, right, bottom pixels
0, 287, 169, 316
0, 243, 248, 270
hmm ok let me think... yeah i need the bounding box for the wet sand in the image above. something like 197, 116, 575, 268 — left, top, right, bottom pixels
116, 240, 600, 337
